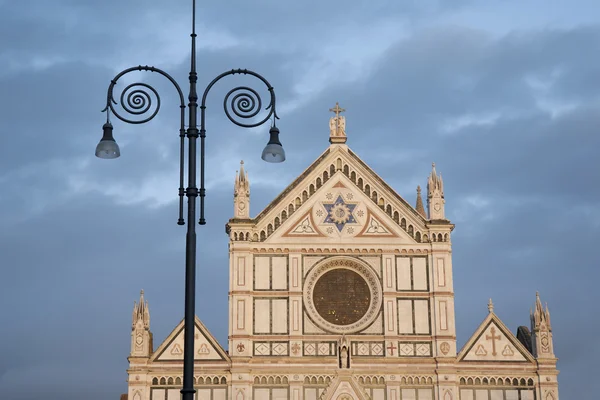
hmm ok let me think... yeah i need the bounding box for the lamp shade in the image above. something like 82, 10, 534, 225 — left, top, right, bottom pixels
261, 126, 285, 163
95, 122, 120, 159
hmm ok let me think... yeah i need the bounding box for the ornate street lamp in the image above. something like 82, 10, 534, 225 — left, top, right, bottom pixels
95, 1, 284, 399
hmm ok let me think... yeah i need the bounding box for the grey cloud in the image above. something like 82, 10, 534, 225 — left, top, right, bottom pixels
0, 1, 597, 399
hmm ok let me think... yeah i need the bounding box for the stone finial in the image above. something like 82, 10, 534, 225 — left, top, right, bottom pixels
416, 186, 426, 218
488, 298, 494, 313
329, 102, 347, 144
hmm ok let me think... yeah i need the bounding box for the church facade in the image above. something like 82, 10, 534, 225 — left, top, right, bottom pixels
123, 106, 559, 400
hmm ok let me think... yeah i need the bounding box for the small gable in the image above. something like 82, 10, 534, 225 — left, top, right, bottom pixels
319, 374, 371, 400
151, 317, 229, 363
458, 314, 534, 364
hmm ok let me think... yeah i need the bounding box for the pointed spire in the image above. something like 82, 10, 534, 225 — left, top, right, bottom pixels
416, 186, 426, 218
532, 291, 551, 329
427, 162, 444, 197
488, 298, 494, 313
427, 162, 446, 220
132, 289, 150, 330
238, 160, 247, 183
233, 160, 250, 218
531, 291, 554, 358
234, 160, 250, 197
130, 290, 153, 358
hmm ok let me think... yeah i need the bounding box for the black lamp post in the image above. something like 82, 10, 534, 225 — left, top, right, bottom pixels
95, 1, 284, 399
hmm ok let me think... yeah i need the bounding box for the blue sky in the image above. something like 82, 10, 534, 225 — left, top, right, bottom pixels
0, 0, 598, 399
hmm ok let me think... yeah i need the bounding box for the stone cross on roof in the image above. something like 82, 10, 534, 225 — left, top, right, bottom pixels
329, 102, 347, 144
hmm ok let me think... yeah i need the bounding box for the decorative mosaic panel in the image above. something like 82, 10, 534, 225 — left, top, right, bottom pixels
253, 341, 289, 356
303, 341, 336, 356
397, 342, 432, 357
352, 341, 385, 357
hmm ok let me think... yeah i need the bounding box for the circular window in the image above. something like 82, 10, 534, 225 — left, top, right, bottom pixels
304, 257, 382, 334
313, 269, 371, 325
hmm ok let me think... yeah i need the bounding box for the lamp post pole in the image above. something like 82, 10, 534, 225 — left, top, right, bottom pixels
95, 1, 285, 399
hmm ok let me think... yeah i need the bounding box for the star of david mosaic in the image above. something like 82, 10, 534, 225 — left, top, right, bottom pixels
322, 195, 357, 232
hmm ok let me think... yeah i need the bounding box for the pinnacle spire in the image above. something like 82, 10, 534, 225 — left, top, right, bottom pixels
233, 160, 250, 218
428, 162, 444, 196
132, 289, 150, 330
488, 298, 494, 313
427, 162, 446, 219
532, 291, 551, 329
530, 291, 554, 358
415, 186, 426, 218
239, 160, 247, 183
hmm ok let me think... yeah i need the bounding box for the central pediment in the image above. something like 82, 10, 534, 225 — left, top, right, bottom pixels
230, 144, 435, 245
272, 174, 416, 244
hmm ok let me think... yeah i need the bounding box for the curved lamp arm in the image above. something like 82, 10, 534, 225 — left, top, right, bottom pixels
99, 65, 188, 224
197, 68, 281, 224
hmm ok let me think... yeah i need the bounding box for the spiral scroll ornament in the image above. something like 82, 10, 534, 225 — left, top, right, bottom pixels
108, 82, 161, 124
102, 65, 185, 126
202, 69, 278, 129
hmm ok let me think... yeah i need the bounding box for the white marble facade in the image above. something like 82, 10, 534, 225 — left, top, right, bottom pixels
124, 108, 559, 400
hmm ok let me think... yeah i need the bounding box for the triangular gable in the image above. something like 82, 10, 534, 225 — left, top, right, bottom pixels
457, 312, 534, 364
243, 145, 432, 238
267, 174, 419, 244
282, 209, 326, 237
320, 372, 370, 400
151, 316, 230, 363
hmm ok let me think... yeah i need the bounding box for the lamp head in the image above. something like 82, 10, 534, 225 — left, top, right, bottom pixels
261, 126, 285, 163
95, 122, 120, 159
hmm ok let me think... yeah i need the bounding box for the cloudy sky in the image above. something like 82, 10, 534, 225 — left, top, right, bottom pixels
1, 0, 598, 398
